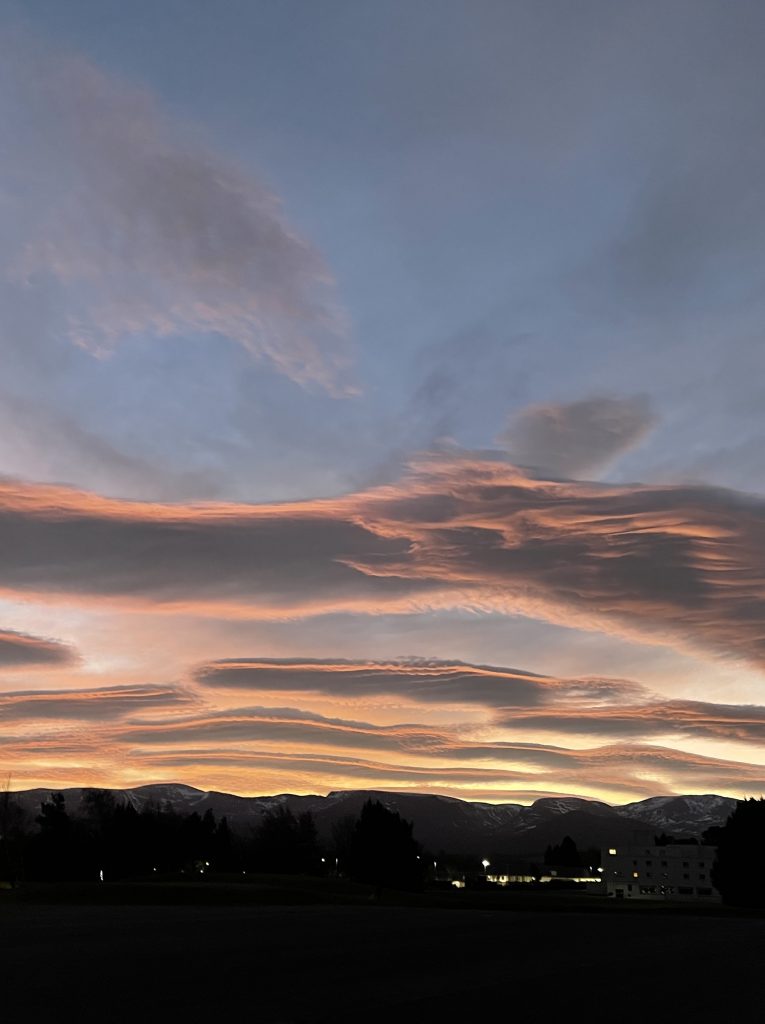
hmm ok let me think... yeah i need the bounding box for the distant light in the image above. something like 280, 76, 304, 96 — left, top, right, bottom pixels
321, 857, 326, 863
205, 861, 210, 867
99, 869, 104, 883
608, 848, 617, 856
597, 867, 604, 873
482, 859, 490, 869
452, 880, 465, 889
153, 867, 157, 873
632, 871, 639, 878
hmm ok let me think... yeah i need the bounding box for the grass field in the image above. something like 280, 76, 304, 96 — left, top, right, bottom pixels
3, 879, 763, 1022
3, 898, 762, 1022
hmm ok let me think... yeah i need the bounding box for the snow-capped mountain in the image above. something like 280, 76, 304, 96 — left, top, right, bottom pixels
7, 785, 738, 855
615, 795, 737, 836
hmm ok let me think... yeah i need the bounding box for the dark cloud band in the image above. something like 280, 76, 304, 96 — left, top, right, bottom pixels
0, 629, 76, 667
1, 452, 764, 668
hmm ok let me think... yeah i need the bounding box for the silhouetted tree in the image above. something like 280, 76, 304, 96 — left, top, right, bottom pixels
711, 798, 765, 907
544, 836, 580, 868
252, 805, 320, 873
330, 814, 357, 875
0, 779, 27, 884
581, 846, 601, 869
346, 799, 424, 895
702, 824, 725, 846
295, 811, 321, 871
33, 792, 80, 880
212, 815, 235, 871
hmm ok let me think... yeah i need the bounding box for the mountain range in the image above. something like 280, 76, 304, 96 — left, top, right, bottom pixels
7, 785, 737, 856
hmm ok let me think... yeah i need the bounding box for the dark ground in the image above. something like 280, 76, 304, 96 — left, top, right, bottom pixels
2, 893, 763, 1022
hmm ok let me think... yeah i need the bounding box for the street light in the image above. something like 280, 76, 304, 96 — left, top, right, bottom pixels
482, 858, 490, 874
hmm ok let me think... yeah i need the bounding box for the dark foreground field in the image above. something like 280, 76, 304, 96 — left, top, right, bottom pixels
2, 892, 762, 1022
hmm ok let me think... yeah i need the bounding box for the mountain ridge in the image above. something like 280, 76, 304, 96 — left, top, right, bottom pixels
6, 784, 737, 855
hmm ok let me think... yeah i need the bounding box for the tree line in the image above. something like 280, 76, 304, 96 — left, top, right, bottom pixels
0, 789, 427, 892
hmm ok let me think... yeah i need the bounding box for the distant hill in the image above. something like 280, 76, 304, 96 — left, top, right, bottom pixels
8, 785, 737, 856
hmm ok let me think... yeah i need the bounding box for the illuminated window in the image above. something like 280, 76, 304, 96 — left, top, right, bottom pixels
608, 848, 617, 855
632, 871, 639, 878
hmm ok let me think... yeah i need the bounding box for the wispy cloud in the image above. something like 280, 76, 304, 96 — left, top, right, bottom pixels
498, 396, 656, 478
1, 34, 351, 393
0, 452, 764, 668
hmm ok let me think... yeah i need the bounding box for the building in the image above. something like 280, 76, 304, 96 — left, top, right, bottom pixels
485, 872, 536, 885
600, 839, 718, 900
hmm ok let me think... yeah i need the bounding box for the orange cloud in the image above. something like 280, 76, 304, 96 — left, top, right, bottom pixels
0, 451, 764, 669
194, 656, 646, 707
496, 700, 765, 746
0, 683, 193, 721
0, 628, 76, 667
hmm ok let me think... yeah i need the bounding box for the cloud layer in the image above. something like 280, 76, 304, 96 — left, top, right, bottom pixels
0, 452, 764, 669
5, 694, 763, 801
0, 684, 191, 721
194, 656, 646, 707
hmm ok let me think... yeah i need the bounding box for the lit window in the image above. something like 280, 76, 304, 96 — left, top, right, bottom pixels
608, 848, 617, 856
632, 871, 639, 878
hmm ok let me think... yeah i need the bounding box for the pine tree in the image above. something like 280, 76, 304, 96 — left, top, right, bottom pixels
347, 799, 424, 895
711, 798, 765, 907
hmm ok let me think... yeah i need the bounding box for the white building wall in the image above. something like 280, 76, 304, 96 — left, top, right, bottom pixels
601, 843, 718, 900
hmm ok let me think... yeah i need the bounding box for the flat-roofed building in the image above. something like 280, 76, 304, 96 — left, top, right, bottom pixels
601, 841, 718, 900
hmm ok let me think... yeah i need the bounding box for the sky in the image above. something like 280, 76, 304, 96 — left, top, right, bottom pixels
2, 0, 765, 804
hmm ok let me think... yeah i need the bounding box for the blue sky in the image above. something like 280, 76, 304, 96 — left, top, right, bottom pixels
2, 2, 765, 800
